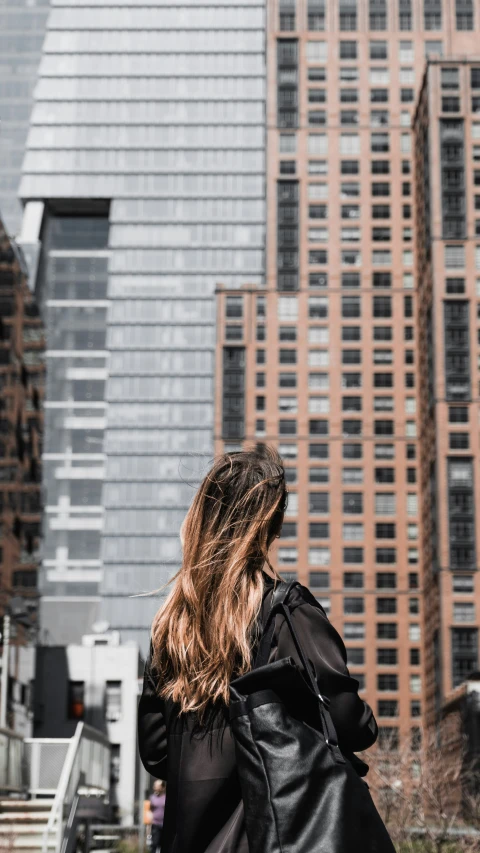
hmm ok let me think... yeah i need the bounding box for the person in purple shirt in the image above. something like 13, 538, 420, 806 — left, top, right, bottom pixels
150, 780, 166, 852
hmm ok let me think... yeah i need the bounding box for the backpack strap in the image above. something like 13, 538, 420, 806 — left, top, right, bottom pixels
254, 581, 298, 669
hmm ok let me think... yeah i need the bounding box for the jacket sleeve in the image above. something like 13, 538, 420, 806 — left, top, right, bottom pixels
138, 650, 168, 780
273, 593, 378, 755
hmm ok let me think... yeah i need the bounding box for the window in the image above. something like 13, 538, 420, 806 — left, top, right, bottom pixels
378, 700, 398, 717
372, 182, 390, 196
371, 133, 389, 152
369, 0, 388, 29
340, 67, 359, 82
347, 648, 365, 665
339, 0, 358, 30
110, 745, 121, 785
309, 492, 330, 513
309, 571, 330, 589
375, 493, 395, 514
343, 521, 364, 538
280, 133, 297, 154
378, 648, 398, 665
344, 547, 364, 564
306, 40, 328, 62
410, 675, 422, 694
309, 522, 330, 538
341, 110, 359, 126
309, 547, 331, 565
308, 0, 326, 30
106, 681, 122, 722
341, 160, 359, 175
378, 674, 398, 691
410, 649, 421, 666
344, 623, 365, 640
454, 602, 476, 622
280, 160, 296, 175
68, 682, 85, 720
452, 628, 478, 687
279, 547, 298, 564
453, 575, 474, 593
377, 623, 397, 639
425, 40, 443, 56
340, 133, 360, 155
343, 493, 363, 513
341, 88, 358, 103
225, 296, 243, 319
340, 40, 357, 59
377, 597, 397, 614
456, 0, 474, 30
344, 596, 364, 614
308, 443, 328, 461
370, 40, 387, 59
424, 0, 442, 29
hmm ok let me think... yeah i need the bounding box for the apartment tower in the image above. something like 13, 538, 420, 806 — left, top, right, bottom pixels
0, 217, 44, 629
19, 1, 266, 652
415, 58, 480, 727
216, 0, 480, 745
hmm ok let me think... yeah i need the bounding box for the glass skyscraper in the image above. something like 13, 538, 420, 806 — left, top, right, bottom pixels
0, 0, 50, 237
19, 0, 266, 652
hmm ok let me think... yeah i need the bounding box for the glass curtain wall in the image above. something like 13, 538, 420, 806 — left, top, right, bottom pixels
20, 0, 266, 653
0, 0, 50, 236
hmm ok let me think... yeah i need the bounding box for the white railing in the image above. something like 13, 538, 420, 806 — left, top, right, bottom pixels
0, 727, 25, 793
26, 723, 111, 853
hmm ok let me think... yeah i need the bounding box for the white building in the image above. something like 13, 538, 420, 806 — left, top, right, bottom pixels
33, 631, 140, 825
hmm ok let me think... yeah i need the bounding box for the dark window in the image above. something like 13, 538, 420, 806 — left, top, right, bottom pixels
344, 596, 365, 613
377, 598, 397, 614
343, 492, 363, 513
376, 572, 396, 589
378, 700, 398, 717
347, 648, 365, 664
309, 522, 330, 537
309, 570, 330, 587
68, 681, 85, 720
378, 674, 398, 691
341, 160, 359, 174
309, 492, 330, 513
343, 547, 364, 563
376, 548, 396, 565
340, 40, 358, 59
377, 648, 398, 665
376, 523, 396, 538
377, 623, 397, 639
309, 442, 329, 458
452, 628, 478, 687
344, 571, 364, 588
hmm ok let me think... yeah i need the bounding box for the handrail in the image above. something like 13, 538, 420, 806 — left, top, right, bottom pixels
40, 723, 111, 853
42, 723, 84, 853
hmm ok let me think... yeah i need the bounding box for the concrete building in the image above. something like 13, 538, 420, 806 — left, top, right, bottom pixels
18, 0, 266, 654
414, 58, 480, 728
33, 631, 141, 825
0, 0, 51, 237
0, 216, 44, 636
215, 1, 480, 749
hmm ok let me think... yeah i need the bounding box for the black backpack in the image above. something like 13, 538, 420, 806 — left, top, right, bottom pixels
230, 581, 396, 853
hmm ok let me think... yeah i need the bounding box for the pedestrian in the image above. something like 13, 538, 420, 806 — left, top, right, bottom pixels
149, 780, 165, 852
138, 444, 378, 853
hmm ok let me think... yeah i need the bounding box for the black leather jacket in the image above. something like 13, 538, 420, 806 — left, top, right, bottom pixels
138, 578, 378, 853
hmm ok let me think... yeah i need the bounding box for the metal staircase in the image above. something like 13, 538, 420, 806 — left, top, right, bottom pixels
0, 798, 55, 852
0, 723, 111, 853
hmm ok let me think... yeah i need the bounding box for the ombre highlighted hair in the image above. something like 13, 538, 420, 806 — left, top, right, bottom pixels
151, 444, 287, 718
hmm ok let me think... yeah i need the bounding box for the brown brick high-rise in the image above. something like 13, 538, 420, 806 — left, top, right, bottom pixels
216, 0, 480, 749
0, 216, 44, 630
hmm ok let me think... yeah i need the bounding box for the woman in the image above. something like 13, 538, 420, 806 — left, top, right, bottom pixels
149, 780, 166, 852
138, 444, 378, 853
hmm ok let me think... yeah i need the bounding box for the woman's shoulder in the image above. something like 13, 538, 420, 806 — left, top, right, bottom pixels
288, 581, 326, 614
263, 574, 326, 615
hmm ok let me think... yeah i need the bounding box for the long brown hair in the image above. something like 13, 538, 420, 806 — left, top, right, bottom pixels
151, 444, 287, 717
